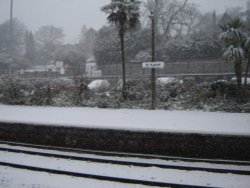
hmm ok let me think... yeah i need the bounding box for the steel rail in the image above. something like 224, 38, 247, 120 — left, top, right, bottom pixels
0, 146, 250, 175
0, 161, 217, 188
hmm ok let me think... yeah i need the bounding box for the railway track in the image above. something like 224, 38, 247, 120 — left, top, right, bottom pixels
0, 141, 250, 188
0, 161, 214, 188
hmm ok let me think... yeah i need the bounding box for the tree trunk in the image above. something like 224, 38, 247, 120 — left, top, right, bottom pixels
120, 31, 127, 100
244, 57, 250, 88
234, 61, 243, 102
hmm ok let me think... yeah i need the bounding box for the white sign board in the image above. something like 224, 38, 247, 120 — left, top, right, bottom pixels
142, 62, 164, 69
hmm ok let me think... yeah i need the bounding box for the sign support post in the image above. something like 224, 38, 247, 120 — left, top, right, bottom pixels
142, 12, 164, 110
9, 0, 13, 75
142, 61, 164, 110
151, 11, 156, 110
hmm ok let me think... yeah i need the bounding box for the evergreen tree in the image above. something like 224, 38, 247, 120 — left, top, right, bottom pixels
24, 31, 36, 64
79, 27, 97, 58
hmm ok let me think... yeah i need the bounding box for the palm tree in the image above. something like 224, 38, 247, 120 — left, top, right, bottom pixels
219, 18, 246, 101
102, 0, 141, 99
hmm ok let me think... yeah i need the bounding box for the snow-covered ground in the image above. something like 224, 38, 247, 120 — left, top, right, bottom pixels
0, 105, 250, 136
1, 105, 250, 188
1, 166, 153, 188
0, 144, 250, 188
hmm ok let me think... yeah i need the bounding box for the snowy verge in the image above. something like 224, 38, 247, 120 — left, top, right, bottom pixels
0, 105, 249, 136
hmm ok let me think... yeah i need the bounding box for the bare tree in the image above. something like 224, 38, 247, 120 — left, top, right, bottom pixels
34, 25, 65, 63
144, 0, 200, 40
35, 25, 64, 47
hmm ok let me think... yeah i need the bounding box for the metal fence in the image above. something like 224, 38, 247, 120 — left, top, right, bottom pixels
100, 60, 236, 78
17, 59, 250, 81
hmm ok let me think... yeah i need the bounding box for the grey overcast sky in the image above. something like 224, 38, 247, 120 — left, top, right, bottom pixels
0, 0, 248, 43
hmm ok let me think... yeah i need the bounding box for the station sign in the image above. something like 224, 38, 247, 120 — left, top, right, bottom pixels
142, 62, 164, 69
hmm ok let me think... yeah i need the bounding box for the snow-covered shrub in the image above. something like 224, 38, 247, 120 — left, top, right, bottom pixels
26, 80, 52, 106
126, 79, 150, 101
51, 91, 74, 107
158, 79, 210, 110
50, 78, 75, 90
71, 78, 89, 105
88, 80, 110, 91
210, 80, 241, 99
157, 77, 182, 86
0, 74, 249, 112
94, 92, 121, 109
0, 78, 26, 105
210, 80, 229, 97
157, 78, 184, 102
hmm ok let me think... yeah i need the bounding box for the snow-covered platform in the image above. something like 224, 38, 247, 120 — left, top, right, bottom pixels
0, 105, 250, 160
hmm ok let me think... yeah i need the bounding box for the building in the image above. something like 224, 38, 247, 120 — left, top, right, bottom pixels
19, 61, 65, 78
85, 57, 102, 78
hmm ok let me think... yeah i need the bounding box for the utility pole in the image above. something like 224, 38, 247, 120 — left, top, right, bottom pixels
150, 11, 156, 110
9, 0, 13, 75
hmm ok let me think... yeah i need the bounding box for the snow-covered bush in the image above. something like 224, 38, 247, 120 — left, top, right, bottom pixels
92, 92, 121, 109
210, 80, 229, 97
0, 75, 249, 112
157, 77, 182, 86
157, 77, 184, 102
210, 80, 239, 99
51, 91, 74, 107
0, 77, 26, 105
50, 78, 75, 90
126, 79, 150, 101
25, 80, 53, 106
88, 80, 110, 91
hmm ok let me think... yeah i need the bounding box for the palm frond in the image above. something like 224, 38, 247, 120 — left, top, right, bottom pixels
101, 0, 141, 32
245, 37, 250, 53
223, 46, 244, 62
218, 17, 247, 53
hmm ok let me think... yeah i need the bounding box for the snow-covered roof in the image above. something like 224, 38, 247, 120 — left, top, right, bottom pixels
87, 57, 96, 63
